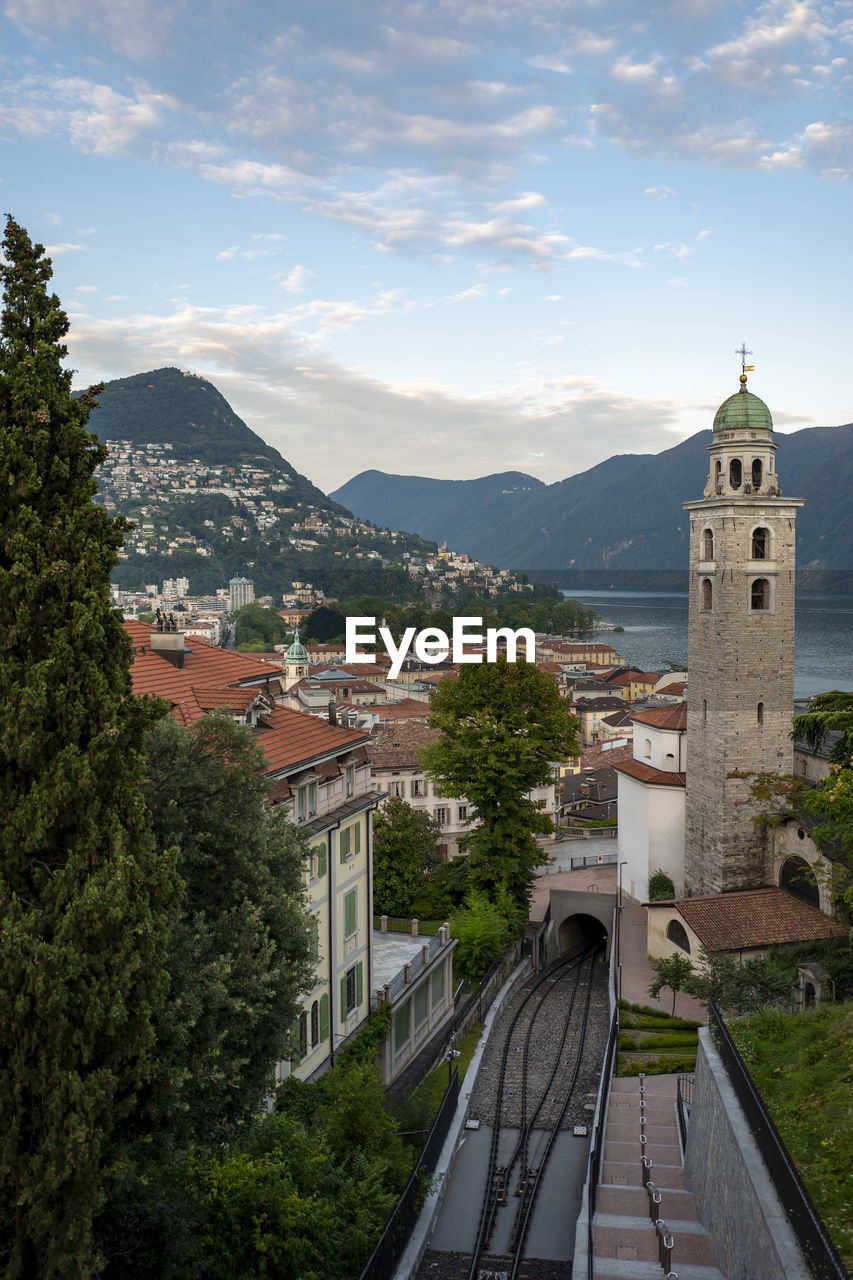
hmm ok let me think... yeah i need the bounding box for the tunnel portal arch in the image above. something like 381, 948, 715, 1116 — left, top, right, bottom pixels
558, 912, 608, 954
548, 889, 617, 961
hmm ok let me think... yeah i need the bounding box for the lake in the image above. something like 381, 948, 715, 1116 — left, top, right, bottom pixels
563, 589, 853, 700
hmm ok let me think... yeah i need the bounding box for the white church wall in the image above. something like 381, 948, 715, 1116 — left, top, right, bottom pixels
647, 786, 686, 898
617, 774, 650, 903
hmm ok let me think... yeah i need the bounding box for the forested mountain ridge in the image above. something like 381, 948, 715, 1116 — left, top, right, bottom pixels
332, 423, 853, 576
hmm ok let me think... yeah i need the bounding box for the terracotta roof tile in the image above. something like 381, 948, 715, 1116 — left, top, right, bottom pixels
368, 721, 441, 769
614, 759, 686, 787
252, 706, 370, 775
673, 887, 846, 950
629, 703, 688, 731
124, 620, 280, 699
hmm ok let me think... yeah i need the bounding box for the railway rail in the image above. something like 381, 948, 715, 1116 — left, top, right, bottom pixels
467, 943, 603, 1280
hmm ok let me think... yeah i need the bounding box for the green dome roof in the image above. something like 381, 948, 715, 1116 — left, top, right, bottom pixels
713, 383, 773, 433
286, 628, 308, 664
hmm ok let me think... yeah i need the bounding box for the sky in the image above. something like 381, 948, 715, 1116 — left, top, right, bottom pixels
2, 1, 852, 493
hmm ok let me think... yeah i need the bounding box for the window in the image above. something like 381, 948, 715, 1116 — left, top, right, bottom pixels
729, 458, 742, 488
314, 842, 327, 879
434, 807, 449, 826
752, 526, 769, 559
643, 739, 652, 759
752, 458, 763, 488
345, 765, 353, 797
414, 983, 428, 1027
310, 1000, 319, 1047
703, 698, 707, 723
307, 782, 316, 815
702, 527, 714, 560
344, 888, 357, 938
341, 961, 363, 1017
297, 787, 306, 821
390, 780, 405, 798
412, 779, 423, 797
701, 577, 712, 611
751, 577, 769, 611
339, 821, 361, 862
394, 1004, 410, 1051
318, 993, 329, 1043
666, 920, 691, 954
431, 966, 444, 1008
299, 1010, 308, 1057
457, 804, 468, 822
437, 843, 448, 860
757, 701, 764, 725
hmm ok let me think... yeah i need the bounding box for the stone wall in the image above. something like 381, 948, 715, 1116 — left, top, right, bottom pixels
684, 1029, 811, 1280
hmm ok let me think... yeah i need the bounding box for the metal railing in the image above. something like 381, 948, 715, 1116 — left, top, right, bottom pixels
570, 849, 618, 868
709, 1002, 849, 1280
358, 1067, 459, 1280
676, 1073, 693, 1151
586, 1007, 619, 1276
385, 931, 448, 1002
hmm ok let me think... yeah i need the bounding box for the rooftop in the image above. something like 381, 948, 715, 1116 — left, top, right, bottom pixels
629, 702, 688, 731
669, 887, 846, 950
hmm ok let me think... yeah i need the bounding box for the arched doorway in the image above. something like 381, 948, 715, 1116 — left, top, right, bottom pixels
780, 855, 820, 908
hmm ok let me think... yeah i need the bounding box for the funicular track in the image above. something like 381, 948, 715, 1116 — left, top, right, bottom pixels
467, 943, 603, 1280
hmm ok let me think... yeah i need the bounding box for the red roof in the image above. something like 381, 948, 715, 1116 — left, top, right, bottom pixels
629, 703, 688, 731
671, 888, 846, 950
124, 621, 278, 699
253, 705, 369, 775
614, 759, 686, 787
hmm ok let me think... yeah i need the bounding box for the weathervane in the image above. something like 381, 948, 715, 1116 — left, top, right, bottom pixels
736, 342, 755, 379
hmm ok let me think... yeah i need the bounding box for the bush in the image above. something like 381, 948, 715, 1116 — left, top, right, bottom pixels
617, 1054, 697, 1077
648, 868, 676, 900
449, 888, 522, 984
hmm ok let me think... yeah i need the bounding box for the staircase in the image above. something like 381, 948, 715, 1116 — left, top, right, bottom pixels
592, 1073, 727, 1280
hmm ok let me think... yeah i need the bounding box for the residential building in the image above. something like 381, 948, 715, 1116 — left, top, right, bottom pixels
229, 575, 255, 612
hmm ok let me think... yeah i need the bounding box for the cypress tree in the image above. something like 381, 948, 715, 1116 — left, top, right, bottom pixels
0, 217, 178, 1279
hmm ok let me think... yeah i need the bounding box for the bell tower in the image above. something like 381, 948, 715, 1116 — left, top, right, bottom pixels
283, 627, 309, 692
683, 355, 804, 894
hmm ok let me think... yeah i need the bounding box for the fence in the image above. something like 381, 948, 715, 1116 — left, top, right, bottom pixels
676, 1073, 693, 1151
358, 1067, 460, 1280
571, 850, 618, 869
708, 1002, 849, 1280
558, 827, 617, 842
384, 931, 448, 1003
586, 1007, 620, 1277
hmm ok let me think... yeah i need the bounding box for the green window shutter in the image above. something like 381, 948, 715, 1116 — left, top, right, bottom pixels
317, 843, 327, 877
297, 788, 305, 821
344, 889, 356, 937
339, 829, 347, 863
354, 821, 361, 854
319, 993, 330, 1042
356, 960, 363, 1006
340, 974, 348, 1018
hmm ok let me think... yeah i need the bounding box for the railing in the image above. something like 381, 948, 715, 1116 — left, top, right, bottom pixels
385, 932, 448, 1002
709, 1002, 849, 1280
557, 828, 617, 844
382, 917, 443, 936
358, 1067, 460, 1280
586, 1007, 619, 1276
676, 1074, 693, 1151
570, 849, 618, 868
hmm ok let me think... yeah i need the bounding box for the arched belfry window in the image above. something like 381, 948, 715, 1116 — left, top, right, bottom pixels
667, 920, 691, 954
752, 527, 769, 559
701, 578, 713, 611
752, 458, 763, 488
751, 578, 769, 611
729, 458, 742, 488
702, 528, 714, 560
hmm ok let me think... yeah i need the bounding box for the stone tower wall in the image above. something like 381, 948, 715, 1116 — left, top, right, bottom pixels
684, 496, 801, 894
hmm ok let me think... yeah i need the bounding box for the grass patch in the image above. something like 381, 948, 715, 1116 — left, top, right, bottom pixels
618, 1054, 697, 1077
616, 999, 699, 1075
729, 1002, 853, 1270
394, 1021, 484, 1147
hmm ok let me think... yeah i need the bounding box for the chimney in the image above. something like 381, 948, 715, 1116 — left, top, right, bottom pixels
149, 609, 186, 669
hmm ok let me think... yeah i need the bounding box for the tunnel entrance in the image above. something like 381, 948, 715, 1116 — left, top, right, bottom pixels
558, 912, 608, 954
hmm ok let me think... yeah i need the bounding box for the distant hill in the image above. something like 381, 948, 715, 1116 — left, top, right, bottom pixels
331, 423, 853, 578
85, 367, 346, 514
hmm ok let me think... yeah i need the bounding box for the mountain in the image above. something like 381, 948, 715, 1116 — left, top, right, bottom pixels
84, 367, 346, 514
331, 423, 853, 577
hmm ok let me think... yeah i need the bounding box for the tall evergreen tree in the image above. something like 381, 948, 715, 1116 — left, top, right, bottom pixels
0, 217, 179, 1279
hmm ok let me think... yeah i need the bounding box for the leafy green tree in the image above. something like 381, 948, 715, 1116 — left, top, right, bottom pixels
233, 602, 287, 650
422, 656, 579, 908
0, 217, 179, 1280
372, 798, 443, 917
141, 713, 315, 1149
304, 604, 347, 643
449, 888, 524, 983
647, 953, 694, 1016
686, 946, 797, 1015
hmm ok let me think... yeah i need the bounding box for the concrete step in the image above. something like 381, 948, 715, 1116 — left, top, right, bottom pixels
597, 1184, 697, 1218
604, 1139, 681, 1165
601, 1160, 686, 1190
594, 1260, 726, 1280
606, 1121, 679, 1146
594, 1213, 717, 1268
610, 1077, 680, 1097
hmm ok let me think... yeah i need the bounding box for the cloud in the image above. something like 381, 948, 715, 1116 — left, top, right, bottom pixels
645, 185, 675, 199
279, 265, 315, 293
44, 240, 86, 255
65, 297, 696, 491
